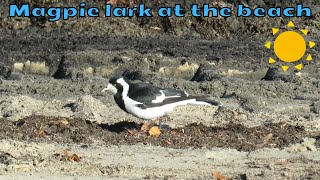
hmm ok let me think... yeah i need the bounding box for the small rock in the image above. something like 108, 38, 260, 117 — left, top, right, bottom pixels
5, 71, 24, 80
0, 152, 14, 166
288, 137, 317, 152
0, 65, 12, 78
205, 55, 222, 65
261, 67, 280, 81
80, 144, 89, 148
311, 101, 320, 114
191, 63, 220, 82
53, 56, 72, 79
111, 56, 125, 64
72, 71, 88, 81
261, 67, 293, 82
64, 103, 80, 112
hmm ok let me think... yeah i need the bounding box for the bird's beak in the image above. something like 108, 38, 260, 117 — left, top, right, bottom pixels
101, 84, 111, 92
101, 83, 117, 95
101, 87, 109, 92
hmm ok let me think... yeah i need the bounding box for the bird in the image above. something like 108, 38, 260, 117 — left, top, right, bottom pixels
101, 76, 223, 131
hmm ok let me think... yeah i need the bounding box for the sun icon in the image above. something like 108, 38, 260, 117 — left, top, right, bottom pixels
265, 21, 316, 72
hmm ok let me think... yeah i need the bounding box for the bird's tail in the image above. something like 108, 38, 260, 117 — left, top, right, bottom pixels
191, 96, 223, 107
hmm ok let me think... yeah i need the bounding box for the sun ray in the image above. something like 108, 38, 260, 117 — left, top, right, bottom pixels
282, 66, 289, 72
306, 54, 312, 61
272, 28, 279, 35
309, 41, 316, 48
265, 41, 271, 49
300, 29, 308, 35
268, 57, 276, 64
287, 21, 294, 27
294, 64, 303, 70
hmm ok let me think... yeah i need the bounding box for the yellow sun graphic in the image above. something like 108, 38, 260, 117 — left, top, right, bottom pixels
265, 21, 316, 72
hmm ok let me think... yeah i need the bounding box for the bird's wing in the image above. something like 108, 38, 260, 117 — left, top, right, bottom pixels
127, 83, 188, 105
161, 88, 189, 98
127, 83, 163, 104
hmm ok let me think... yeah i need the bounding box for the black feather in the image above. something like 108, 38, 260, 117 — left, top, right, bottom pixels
128, 82, 188, 105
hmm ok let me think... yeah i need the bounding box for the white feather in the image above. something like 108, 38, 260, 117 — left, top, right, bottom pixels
151, 90, 182, 103
152, 91, 166, 103
184, 91, 189, 97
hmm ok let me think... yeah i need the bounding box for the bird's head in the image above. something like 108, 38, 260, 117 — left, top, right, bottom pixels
101, 76, 130, 95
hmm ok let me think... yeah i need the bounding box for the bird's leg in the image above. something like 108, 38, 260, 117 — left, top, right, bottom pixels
153, 119, 162, 129
158, 119, 162, 129
140, 119, 162, 132
140, 121, 155, 132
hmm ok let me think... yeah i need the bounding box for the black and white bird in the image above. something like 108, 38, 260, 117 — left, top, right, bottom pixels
102, 76, 222, 128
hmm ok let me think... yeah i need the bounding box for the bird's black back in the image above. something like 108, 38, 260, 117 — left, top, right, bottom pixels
127, 82, 188, 105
